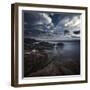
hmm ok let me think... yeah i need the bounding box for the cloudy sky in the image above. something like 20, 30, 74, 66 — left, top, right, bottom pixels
23, 10, 81, 40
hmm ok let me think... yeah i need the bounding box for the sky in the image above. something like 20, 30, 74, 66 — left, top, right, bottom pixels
23, 10, 81, 40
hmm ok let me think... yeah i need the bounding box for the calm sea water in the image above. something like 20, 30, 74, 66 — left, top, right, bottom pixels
47, 41, 80, 62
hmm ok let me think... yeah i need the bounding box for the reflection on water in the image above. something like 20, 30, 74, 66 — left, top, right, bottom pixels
47, 41, 80, 62
53, 44, 58, 55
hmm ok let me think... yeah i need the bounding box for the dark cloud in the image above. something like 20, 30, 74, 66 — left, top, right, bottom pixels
23, 10, 81, 39
23, 11, 53, 26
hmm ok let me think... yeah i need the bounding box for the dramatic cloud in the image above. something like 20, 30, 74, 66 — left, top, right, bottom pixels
55, 15, 81, 38
24, 11, 54, 30
64, 16, 81, 30
24, 11, 81, 40
24, 11, 56, 39
56, 15, 81, 30
39, 13, 52, 24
